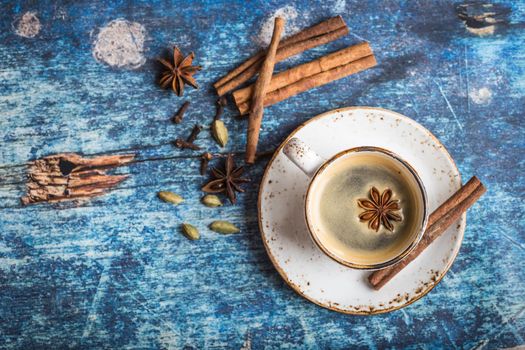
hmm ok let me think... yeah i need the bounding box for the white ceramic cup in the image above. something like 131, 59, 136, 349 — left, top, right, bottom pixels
283, 137, 429, 270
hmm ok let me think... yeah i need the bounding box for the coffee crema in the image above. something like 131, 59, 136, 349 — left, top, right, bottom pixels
306, 151, 425, 266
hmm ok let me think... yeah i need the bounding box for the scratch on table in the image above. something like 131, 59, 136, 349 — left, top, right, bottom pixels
349, 32, 368, 43
440, 320, 458, 349
82, 262, 111, 339
464, 44, 471, 115
471, 339, 490, 350
408, 95, 421, 119
159, 322, 180, 350
400, 309, 412, 326
298, 315, 317, 347
240, 331, 252, 350
433, 79, 464, 131
499, 232, 525, 251
446, 269, 458, 279
474, 306, 525, 350
119, 272, 181, 343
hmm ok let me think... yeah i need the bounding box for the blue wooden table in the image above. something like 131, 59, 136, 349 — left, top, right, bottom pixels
1, 1, 524, 348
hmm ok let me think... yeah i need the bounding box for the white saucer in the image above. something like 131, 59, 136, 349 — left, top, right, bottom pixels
258, 107, 465, 314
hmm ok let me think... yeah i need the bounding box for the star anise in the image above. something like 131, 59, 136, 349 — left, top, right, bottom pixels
357, 187, 403, 232
159, 46, 202, 96
202, 154, 250, 204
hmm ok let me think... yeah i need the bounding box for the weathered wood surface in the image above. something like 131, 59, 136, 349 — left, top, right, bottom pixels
0, 1, 524, 348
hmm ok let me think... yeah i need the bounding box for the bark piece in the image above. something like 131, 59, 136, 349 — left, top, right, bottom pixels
21, 153, 134, 205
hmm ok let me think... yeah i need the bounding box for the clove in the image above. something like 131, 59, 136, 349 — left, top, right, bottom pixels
187, 124, 202, 143
174, 124, 202, 150
200, 152, 213, 175
172, 101, 190, 124
214, 97, 227, 121
174, 139, 200, 150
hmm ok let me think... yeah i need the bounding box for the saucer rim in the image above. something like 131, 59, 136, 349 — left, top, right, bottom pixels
257, 106, 465, 315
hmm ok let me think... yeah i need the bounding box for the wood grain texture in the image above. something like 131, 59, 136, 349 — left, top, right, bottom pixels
0, 0, 524, 349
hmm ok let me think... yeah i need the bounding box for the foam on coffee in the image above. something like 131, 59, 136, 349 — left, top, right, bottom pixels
306, 150, 425, 266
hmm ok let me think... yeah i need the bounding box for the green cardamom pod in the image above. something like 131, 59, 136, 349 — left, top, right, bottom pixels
209, 220, 240, 234
181, 223, 200, 240
158, 191, 184, 205
201, 194, 223, 207
211, 120, 228, 147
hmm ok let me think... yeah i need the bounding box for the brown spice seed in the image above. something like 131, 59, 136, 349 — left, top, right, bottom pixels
200, 152, 213, 175
174, 139, 200, 150
159, 46, 202, 96
174, 124, 202, 150
187, 124, 202, 143
214, 96, 228, 121
201, 154, 250, 204
357, 187, 402, 232
173, 101, 190, 124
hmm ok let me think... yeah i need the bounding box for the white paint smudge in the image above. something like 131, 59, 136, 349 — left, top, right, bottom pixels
0, 241, 12, 254
92, 19, 147, 69
13, 11, 41, 38
469, 87, 492, 104
333, 0, 347, 14
256, 6, 300, 47
0, 257, 29, 270
53, 7, 67, 20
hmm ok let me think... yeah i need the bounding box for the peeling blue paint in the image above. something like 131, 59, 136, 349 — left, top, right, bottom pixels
0, 0, 524, 348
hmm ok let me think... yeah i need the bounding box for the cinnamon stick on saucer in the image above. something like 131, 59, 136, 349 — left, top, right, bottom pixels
245, 17, 285, 164
368, 176, 486, 290
233, 42, 376, 115
214, 16, 348, 96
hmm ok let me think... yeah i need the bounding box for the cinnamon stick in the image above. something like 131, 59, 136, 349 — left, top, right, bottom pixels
368, 176, 486, 290
214, 16, 348, 96
233, 42, 373, 109
235, 52, 377, 115
61, 153, 134, 170
246, 17, 285, 164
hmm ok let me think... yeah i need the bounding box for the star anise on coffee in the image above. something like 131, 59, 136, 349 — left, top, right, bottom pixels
202, 154, 250, 204
159, 46, 202, 96
357, 187, 403, 232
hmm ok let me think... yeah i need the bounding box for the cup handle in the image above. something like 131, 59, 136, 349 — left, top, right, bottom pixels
283, 138, 326, 178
